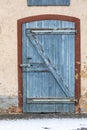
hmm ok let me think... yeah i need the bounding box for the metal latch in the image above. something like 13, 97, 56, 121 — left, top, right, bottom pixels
20, 64, 31, 68
20, 57, 32, 68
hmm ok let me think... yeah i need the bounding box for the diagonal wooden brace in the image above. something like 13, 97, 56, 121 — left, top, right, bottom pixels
26, 31, 73, 97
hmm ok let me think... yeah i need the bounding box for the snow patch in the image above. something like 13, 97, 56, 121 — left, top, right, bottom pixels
0, 118, 87, 130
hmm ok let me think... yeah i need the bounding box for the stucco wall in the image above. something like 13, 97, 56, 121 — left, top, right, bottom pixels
0, 0, 87, 113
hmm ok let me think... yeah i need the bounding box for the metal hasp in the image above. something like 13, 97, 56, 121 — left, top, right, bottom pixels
27, 0, 70, 6
20, 57, 32, 68
20, 64, 31, 68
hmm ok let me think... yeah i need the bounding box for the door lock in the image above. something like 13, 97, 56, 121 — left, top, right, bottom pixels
20, 57, 32, 68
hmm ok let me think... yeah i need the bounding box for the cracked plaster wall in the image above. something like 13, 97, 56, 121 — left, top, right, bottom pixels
0, 0, 87, 113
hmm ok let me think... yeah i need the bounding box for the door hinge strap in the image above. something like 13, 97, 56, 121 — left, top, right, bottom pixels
27, 98, 78, 103
26, 28, 76, 35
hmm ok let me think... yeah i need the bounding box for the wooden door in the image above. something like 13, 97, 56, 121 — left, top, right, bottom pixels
21, 20, 76, 113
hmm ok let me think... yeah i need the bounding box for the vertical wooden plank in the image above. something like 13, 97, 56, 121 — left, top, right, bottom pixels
61, 21, 75, 97
26, 22, 42, 112
63, 35, 69, 93
61, 21, 75, 112
55, 35, 65, 97
26, 21, 43, 101
36, 21, 45, 112
55, 104, 63, 112
26, 22, 30, 101
55, 21, 75, 112
26, 22, 42, 63
69, 103, 75, 112
68, 35, 75, 96
28, 103, 42, 113
55, 21, 65, 112
22, 23, 27, 112
44, 20, 56, 98
41, 20, 55, 112
61, 22, 71, 112
46, 20, 54, 98
68, 22, 75, 97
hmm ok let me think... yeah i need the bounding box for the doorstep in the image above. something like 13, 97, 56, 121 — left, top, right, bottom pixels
0, 113, 87, 120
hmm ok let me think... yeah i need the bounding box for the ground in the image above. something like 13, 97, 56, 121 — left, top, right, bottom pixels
0, 118, 87, 130
0, 114, 87, 130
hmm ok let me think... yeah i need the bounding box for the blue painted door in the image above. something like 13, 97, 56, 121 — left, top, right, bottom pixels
22, 20, 76, 113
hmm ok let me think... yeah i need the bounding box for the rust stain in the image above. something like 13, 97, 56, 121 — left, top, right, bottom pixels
76, 61, 81, 65
75, 73, 79, 80
75, 104, 80, 113
6, 106, 22, 113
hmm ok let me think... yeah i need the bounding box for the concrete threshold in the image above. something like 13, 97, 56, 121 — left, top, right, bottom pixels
0, 113, 87, 120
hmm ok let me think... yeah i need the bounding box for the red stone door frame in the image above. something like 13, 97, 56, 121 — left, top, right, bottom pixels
17, 14, 81, 110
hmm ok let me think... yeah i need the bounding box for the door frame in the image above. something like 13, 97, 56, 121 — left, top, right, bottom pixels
17, 14, 81, 110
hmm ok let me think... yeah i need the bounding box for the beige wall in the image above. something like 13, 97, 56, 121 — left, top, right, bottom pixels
0, 0, 87, 113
